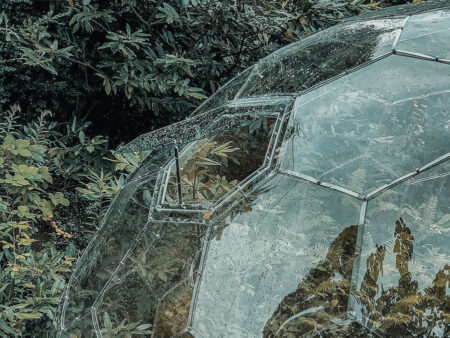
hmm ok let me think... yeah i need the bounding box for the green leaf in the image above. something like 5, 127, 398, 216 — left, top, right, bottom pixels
14, 312, 42, 320
103, 311, 112, 330
49, 192, 70, 207
136, 324, 152, 330
0, 318, 16, 335
79, 130, 86, 144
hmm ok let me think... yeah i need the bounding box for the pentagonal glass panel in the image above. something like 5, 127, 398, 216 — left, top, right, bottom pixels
280, 56, 450, 196
396, 9, 450, 60
190, 174, 361, 337
117, 98, 290, 154
163, 115, 277, 207
350, 160, 450, 336
236, 19, 402, 98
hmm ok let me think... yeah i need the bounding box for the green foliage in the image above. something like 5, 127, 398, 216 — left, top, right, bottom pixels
0, 0, 410, 141
0, 106, 76, 336
100, 312, 152, 337
75, 169, 120, 229
166, 140, 240, 203
0, 105, 144, 336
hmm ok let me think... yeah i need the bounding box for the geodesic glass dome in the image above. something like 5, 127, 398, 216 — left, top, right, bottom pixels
55, 2, 450, 337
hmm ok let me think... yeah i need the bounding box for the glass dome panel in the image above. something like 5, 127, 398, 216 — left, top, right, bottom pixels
190, 174, 361, 337
236, 19, 402, 98
58, 148, 171, 330
350, 160, 450, 336
89, 220, 207, 337
60, 181, 151, 327
117, 97, 291, 154
280, 55, 450, 196
163, 115, 278, 207
396, 9, 450, 60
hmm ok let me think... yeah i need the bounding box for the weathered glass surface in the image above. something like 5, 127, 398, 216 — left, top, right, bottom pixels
55, 2, 450, 337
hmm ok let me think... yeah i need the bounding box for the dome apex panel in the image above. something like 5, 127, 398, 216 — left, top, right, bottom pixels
280, 55, 450, 196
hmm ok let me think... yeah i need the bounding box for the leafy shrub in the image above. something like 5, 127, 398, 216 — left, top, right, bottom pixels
0, 106, 76, 336
0, 105, 143, 336
0, 0, 412, 143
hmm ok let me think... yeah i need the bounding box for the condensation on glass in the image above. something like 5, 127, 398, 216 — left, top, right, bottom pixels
54, 2, 450, 337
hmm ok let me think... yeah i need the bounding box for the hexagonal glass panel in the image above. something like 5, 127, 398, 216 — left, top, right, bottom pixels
190, 174, 361, 337
163, 115, 278, 207
280, 55, 450, 196
350, 160, 450, 336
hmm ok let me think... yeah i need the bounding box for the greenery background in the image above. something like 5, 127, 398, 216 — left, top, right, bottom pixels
0, 0, 423, 336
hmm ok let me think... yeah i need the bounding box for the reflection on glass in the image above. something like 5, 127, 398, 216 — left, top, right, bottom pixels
94, 221, 206, 338
190, 175, 361, 336
281, 57, 450, 196
238, 20, 401, 98
263, 225, 358, 337
352, 162, 450, 336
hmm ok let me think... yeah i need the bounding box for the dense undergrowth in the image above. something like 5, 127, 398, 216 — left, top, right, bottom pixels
0, 106, 143, 336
